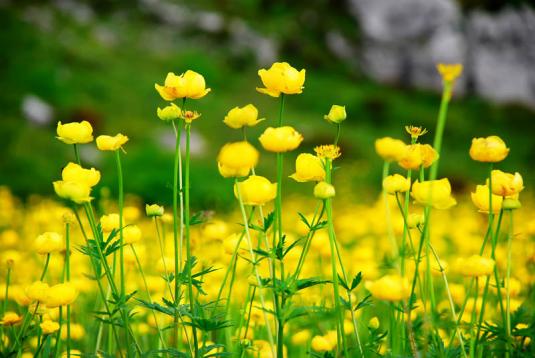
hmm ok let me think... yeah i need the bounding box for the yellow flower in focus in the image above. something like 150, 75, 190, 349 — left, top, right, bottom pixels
155, 70, 211, 100
53, 180, 92, 204
25, 281, 49, 302
96, 134, 129, 151
324, 105, 346, 124
367, 274, 410, 301
489, 170, 524, 197
456, 255, 494, 277
469, 136, 509, 163
62, 162, 100, 188
145, 204, 164, 217
313, 181, 336, 199
436, 63, 463, 83
382, 174, 411, 194
234, 176, 277, 206
289, 153, 325, 182
375, 137, 407, 162
40, 320, 60, 335
45, 283, 78, 308
256, 62, 305, 97
123, 225, 142, 244
314, 145, 341, 160
217, 141, 259, 178
1, 312, 23, 326
405, 126, 428, 140
157, 103, 182, 121
411, 178, 456, 209
223, 104, 265, 129
56, 121, 93, 144
398, 144, 438, 170
34, 232, 64, 255
471, 185, 503, 214
259, 126, 303, 153
100, 213, 119, 232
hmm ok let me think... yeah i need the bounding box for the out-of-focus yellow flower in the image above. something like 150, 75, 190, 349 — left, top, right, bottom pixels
157, 103, 181, 121
502, 197, 521, 210
217, 141, 259, 178
40, 320, 60, 335
407, 213, 424, 229
45, 283, 78, 308
405, 126, 428, 140
155, 71, 211, 100
324, 105, 346, 124
456, 255, 494, 277
234, 176, 277, 206
314, 145, 341, 160
145, 204, 164, 217
56, 121, 93, 144
368, 317, 380, 329
259, 126, 303, 153
471, 185, 503, 214
436, 63, 463, 83
291, 329, 311, 345
367, 274, 410, 301
469, 136, 509, 163
313, 181, 335, 199
61, 323, 85, 340
383, 174, 411, 194
411, 178, 456, 209
34, 232, 64, 255
311, 335, 335, 352
53, 181, 92, 204
398, 144, 438, 170
25, 281, 49, 302
490, 170, 524, 197
96, 134, 129, 151
375, 137, 407, 162
3, 250, 21, 268
123, 225, 142, 244
223, 104, 264, 129
101, 213, 119, 232
1, 312, 23, 326
256, 62, 305, 97
62, 163, 100, 188
289, 153, 325, 182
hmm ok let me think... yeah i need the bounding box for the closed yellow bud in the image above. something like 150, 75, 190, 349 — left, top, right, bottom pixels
471, 185, 503, 214
436, 63, 463, 83
217, 141, 259, 178
289, 153, 325, 182
324, 105, 346, 124
223, 104, 264, 129
234, 175, 277, 206
40, 320, 60, 335
313, 181, 335, 199
123, 225, 142, 244
45, 283, 78, 308
259, 126, 303, 153
469, 136, 509, 163
53, 180, 92, 204
382, 174, 411, 194
256, 62, 305, 97
489, 170, 524, 197
311, 335, 335, 352
368, 317, 380, 329
96, 134, 129, 151
34, 232, 64, 255
155, 70, 211, 100
375, 137, 407, 162
367, 274, 410, 301
411, 178, 456, 210
62, 162, 100, 188
291, 329, 311, 345
456, 255, 494, 277
56, 121, 93, 144
25, 281, 49, 302
157, 103, 181, 121
145, 204, 164, 217
100, 213, 119, 232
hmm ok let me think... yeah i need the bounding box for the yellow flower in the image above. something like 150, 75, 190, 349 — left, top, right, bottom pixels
34, 232, 64, 255
3, 250, 21, 268
61, 162, 100, 188
96, 134, 129, 151
324, 105, 346, 124
367, 274, 410, 301
1, 312, 23, 326
313, 181, 335, 199
456, 255, 494, 277
123, 225, 142, 244
259, 126, 303, 153
289, 153, 325, 182
56, 121, 93, 144
45, 283, 78, 308
411, 178, 456, 209
181, 110, 201, 124
61, 323, 85, 340
407, 213, 424, 228
154, 70, 211, 100
471, 185, 503, 214
382, 174, 411, 194
53, 180, 92, 204
145, 204, 164, 217
368, 317, 380, 329
436, 63, 463, 83
398, 144, 438, 170
40, 320, 60, 335
311, 335, 335, 352
157, 103, 182, 121
405, 126, 428, 140
314, 145, 341, 160
375, 137, 407, 162
25, 281, 49, 302
100, 213, 119, 232
234, 175, 277, 206
291, 330, 311, 345
489, 170, 524, 197
469, 136, 509, 163
223, 104, 265, 129
217, 141, 259, 178
256, 62, 305, 97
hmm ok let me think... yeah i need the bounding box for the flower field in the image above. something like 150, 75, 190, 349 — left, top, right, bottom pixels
0, 62, 534, 357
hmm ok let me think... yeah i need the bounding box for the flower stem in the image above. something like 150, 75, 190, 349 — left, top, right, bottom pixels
505, 210, 514, 357
65, 221, 71, 358
382, 161, 399, 260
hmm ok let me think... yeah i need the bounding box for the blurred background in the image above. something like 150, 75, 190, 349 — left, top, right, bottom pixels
1, 0, 534, 211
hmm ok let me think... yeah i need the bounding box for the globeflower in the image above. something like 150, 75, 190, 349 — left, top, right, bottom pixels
313, 181, 335, 199
223, 104, 265, 129
56, 121, 93, 144
367, 274, 410, 301
100, 213, 119, 232
217, 141, 259, 178
289, 153, 325, 182
40, 320, 60, 335
456, 255, 494, 277
324, 105, 346, 124
45, 283, 78, 308
375, 137, 407, 162
123, 225, 142, 244
234, 175, 277, 206
155, 70, 211, 100
489, 170, 524, 197
311, 334, 335, 352
314, 145, 341, 160
471, 185, 503, 213
436, 63, 463, 83
61, 162, 100, 188
398, 144, 438, 170
96, 134, 129, 151
34, 232, 64, 255
53, 180, 92, 204
145, 204, 164, 217
256, 62, 305, 97
157, 103, 181, 121
259, 126, 303, 153
0, 312, 23, 326
469, 136, 509, 163
411, 178, 456, 209
25, 281, 49, 302
383, 174, 411, 194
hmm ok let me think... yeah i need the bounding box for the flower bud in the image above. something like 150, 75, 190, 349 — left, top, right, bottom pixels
259, 126, 303, 153
157, 103, 181, 121
313, 181, 335, 199
289, 153, 325, 182
223, 104, 264, 129
469, 136, 509, 163
96, 134, 129, 151
234, 176, 277, 206
375, 137, 407, 162
145, 204, 164, 217
324, 105, 346, 124
56, 121, 93, 145
382, 174, 411, 194
503, 198, 521, 210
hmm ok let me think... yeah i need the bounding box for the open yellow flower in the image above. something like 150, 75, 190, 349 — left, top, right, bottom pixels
259, 126, 303, 153
25, 281, 49, 302
62, 162, 100, 187
53, 180, 92, 204
217, 141, 259, 178
383, 174, 411, 194
324, 105, 346, 124
436, 63, 463, 83
40, 320, 60, 335
45, 283, 78, 308
96, 134, 129, 151
1, 312, 23, 326
314, 145, 341, 160
489, 170, 524, 197
367, 274, 410, 301
223, 104, 264, 129
34, 232, 64, 255
375, 137, 407, 162
398, 144, 438, 170
471, 184, 503, 213
469, 136, 509, 163
256, 62, 305, 97
234, 175, 277, 206
56, 121, 94, 144
411, 178, 456, 209
289, 153, 325, 182
155, 70, 211, 100
123, 225, 142, 244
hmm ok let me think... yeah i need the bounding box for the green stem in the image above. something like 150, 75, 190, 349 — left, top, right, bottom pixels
469, 278, 479, 357
73, 144, 81, 165
65, 222, 71, 358
505, 210, 514, 357
382, 161, 398, 259
429, 81, 452, 181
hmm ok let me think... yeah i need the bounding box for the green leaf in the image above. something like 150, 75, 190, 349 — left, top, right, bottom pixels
296, 277, 330, 291
354, 294, 372, 311
350, 272, 363, 290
